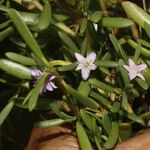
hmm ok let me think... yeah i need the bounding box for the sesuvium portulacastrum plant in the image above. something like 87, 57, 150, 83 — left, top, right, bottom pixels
0, 0, 150, 149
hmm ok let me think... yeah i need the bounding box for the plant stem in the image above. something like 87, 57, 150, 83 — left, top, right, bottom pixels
143, 0, 146, 11
98, 0, 108, 16
53, 0, 83, 20
32, 0, 43, 11
131, 21, 139, 40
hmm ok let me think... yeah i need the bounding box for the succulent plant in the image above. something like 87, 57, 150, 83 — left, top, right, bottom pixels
0, 0, 150, 149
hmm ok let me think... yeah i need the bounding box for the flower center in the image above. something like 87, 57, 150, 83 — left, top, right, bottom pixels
83, 61, 89, 67
130, 67, 139, 75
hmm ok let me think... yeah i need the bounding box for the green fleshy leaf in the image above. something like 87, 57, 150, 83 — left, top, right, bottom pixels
109, 34, 127, 61
89, 78, 114, 92
127, 113, 144, 124
64, 83, 99, 109
0, 59, 32, 80
76, 121, 93, 150
34, 118, 73, 128
28, 74, 48, 111
122, 1, 150, 28
58, 31, 80, 52
0, 100, 14, 125
102, 17, 133, 28
78, 80, 90, 96
102, 113, 111, 134
127, 39, 150, 57
8, 9, 48, 65
5, 52, 36, 66
0, 26, 14, 41
90, 91, 111, 109
105, 121, 119, 149
81, 109, 93, 130
32, 0, 52, 31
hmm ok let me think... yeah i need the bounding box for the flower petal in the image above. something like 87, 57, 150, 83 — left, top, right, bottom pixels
128, 59, 136, 67
93, 23, 98, 31
76, 63, 84, 70
50, 75, 56, 81
123, 65, 130, 72
138, 64, 147, 71
50, 82, 57, 89
81, 68, 90, 80
75, 53, 85, 63
128, 73, 137, 80
86, 52, 96, 64
89, 64, 97, 70
31, 69, 43, 78
46, 82, 53, 91
137, 73, 145, 81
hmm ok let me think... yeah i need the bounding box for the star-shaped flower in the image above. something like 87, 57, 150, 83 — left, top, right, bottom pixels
123, 59, 147, 80
31, 69, 57, 93
75, 52, 97, 80
41, 75, 57, 93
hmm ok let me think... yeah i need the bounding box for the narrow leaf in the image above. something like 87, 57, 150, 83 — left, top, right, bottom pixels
127, 39, 150, 57
122, 92, 133, 113
122, 1, 150, 28
0, 100, 14, 125
105, 121, 119, 149
127, 113, 144, 124
118, 59, 130, 87
111, 102, 120, 113
0, 20, 12, 30
8, 9, 48, 65
144, 22, 150, 38
81, 109, 93, 130
89, 78, 114, 92
109, 34, 127, 61
34, 118, 73, 128
102, 17, 133, 28
78, 80, 90, 96
136, 78, 149, 90
28, 74, 48, 111
95, 60, 118, 67
33, 0, 52, 31
58, 31, 80, 52
137, 39, 150, 48
5, 52, 36, 66
0, 59, 32, 79
19, 12, 39, 26
90, 91, 111, 109
76, 121, 93, 150
80, 18, 88, 34
58, 62, 77, 72
102, 113, 111, 134
0, 26, 14, 41
88, 11, 102, 23
64, 83, 99, 109
133, 44, 141, 62
55, 22, 76, 37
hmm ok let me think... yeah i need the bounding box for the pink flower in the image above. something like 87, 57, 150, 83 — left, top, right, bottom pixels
31, 69, 43, 79
31, 69, 57, 93
41, 75, 57, 93
75, 52, 97, 80
123, 59, 147, 80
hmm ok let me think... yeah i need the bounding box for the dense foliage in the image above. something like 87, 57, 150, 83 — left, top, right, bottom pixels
0, 0, 150, 149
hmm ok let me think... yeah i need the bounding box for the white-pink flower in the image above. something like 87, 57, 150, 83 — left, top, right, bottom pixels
31, 69, 43, 79
75, 52, 97, 80
41, 75, 57, 93
123, 59, 147, 80
30, 69, 57, 93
